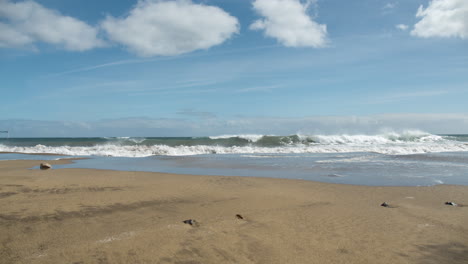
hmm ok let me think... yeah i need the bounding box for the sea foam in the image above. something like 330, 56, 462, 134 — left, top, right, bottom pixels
0, 131, 467, 157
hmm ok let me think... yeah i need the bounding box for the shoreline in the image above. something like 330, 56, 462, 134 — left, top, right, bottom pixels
3, 153, 467, 187
1, 155, 463, 187
1, 159, 468, 263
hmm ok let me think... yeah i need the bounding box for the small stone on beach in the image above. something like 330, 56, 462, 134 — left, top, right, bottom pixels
236, 214, 244, 220
445, 202, 458, 206
183, 219, 198, 226
40, 163, 52, 170
381, 202, 390, 207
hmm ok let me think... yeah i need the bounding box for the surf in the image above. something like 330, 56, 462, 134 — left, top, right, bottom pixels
0, 131, 467, 157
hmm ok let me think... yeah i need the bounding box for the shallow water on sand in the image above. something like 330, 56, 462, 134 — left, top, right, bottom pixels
3, 152, 466, 187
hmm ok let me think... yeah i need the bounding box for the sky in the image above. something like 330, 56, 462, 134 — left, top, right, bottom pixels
0, 0, 467, 137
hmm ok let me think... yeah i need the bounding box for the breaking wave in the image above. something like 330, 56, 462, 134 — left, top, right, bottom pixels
0, 131, 467, 157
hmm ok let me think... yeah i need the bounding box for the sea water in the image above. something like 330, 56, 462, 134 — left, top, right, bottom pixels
1, 131, 467, 186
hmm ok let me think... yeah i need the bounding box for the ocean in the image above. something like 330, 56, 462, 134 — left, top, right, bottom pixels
1, 131, 468, 186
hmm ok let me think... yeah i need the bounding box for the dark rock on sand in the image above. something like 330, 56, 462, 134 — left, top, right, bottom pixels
236, 214, 244, 220
40, 163, 52, 170
381, 202, 390, 207
183, 219, 198, 226
445, 202, 458, 206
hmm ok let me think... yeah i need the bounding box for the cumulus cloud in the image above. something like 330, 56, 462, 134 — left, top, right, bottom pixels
0, 22, 32, 47
411, 0, 468, 39
250, 0, 328, 48
0, 0, 104, 51
101, 0, 239, 57
396, 24, 409, 31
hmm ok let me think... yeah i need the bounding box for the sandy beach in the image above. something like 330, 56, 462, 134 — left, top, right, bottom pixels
0, 159, 467, 264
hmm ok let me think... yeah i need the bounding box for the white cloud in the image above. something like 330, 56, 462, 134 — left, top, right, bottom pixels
383, 3, 396, 10
396, 24, 409, 31
382, 2, 398, 15
235, 84, 282, 93
0, 22, 32, 47
176, 109, 217, 119
369, 90, 449, 104
0, 0, 104, 51
101, 0, 239, 57
250, 0, 328, 48
2, 114, 468, 137
411, 0, 468, 39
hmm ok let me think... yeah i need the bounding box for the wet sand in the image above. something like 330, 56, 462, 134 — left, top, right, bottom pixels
0, 159, 467, 264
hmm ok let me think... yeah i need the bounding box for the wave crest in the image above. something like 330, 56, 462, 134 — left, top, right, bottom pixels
1, 131, 466, 157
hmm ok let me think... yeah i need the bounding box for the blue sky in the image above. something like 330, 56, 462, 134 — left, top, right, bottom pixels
0, 0, 467, 136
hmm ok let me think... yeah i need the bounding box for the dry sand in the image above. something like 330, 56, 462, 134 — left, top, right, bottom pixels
0, 159, 467, 264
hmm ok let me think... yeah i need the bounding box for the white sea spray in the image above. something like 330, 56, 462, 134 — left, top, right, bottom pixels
0, 131, 467, 157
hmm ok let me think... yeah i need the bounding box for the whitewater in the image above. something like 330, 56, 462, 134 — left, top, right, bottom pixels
1, 131, 468, 186
0, 131, 467, 157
